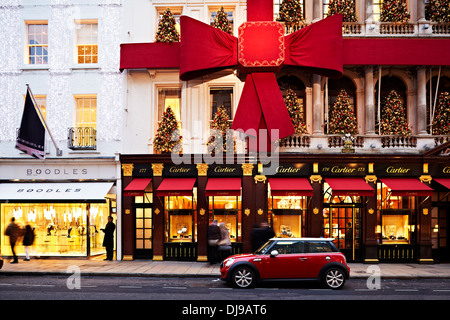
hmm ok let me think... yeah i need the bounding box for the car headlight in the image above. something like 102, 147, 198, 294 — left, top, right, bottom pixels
224, 258, 235, 267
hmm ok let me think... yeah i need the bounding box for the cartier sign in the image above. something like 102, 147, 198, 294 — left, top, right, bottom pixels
208, 164, 242, 177
320, 163, 366, 176
428, 164, 450, 177
375, 164, 420, 177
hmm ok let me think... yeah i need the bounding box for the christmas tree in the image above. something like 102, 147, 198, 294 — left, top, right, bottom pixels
380, 0, 410, 23
284, 89, 307, 134
380, 90, 411, 136
207, 106, 233, 153
327, 0, 357, 22
432, 92, 450, 135
426, 0, 450, 22
277, 0, 304, 22
155, 8, 180, 43
213, 7, 233, 34
154, 106, 182, 153
328, 89, 358, 134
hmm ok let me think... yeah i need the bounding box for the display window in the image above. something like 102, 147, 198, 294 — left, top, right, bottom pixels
209, 195, 242, 242
1, 202, 111, 257
377, 182, 416, 245
269, 195, 307, 238
164, 188, 197, 242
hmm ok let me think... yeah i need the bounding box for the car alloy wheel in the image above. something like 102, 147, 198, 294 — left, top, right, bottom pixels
323, 268, 345, 289
232, 266, 255, 288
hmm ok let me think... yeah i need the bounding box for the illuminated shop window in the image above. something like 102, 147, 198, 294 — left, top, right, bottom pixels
164, 188, 197, 242
1, 202, 111, 257
209, 195, 242, 242
268, 191, 307, 238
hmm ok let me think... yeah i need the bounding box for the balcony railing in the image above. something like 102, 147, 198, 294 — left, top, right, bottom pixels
68, 127, 97, 150
281, 21, 450, 37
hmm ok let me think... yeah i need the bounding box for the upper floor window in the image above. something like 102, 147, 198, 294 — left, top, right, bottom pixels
210, 87, 233, 121
209, 6, 234, 34
275, 0, 305, 21
75, 20, 98, 64
26, 22, 48, 65
34, 95, 47, 120
157, 88, 181, 122
75, 95, 97, 129
156, 7, 182, 37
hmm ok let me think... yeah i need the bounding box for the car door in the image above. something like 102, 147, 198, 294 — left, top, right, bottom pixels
302, 241, 336, 278
256, 240, 309, 279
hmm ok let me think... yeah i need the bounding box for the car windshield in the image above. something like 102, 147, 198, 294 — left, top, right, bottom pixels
254, 240, 275, 254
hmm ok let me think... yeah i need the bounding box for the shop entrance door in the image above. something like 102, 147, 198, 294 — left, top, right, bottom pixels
324, 204, 362, 262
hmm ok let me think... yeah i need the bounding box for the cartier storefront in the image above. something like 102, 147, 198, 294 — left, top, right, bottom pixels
120, 145, 449, 263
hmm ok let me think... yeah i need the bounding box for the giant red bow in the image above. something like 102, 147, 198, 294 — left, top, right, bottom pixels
180, 14, 343, 151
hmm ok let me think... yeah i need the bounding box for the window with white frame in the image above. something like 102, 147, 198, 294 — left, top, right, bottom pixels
156, 7, 182, 36
26, 22, 48, 64
34, 95, 47, 120
157, 88, 181, 123
210, 87, 233, 121
75, 21, 98, 64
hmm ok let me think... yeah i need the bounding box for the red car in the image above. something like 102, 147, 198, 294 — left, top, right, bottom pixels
220, 238, 350, 289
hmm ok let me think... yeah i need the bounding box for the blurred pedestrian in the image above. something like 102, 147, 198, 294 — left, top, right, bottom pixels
101, 216, 115, 261
207, 220, 221, 264
22, 225, 35, 261
217, 223, 232, 260
251, 222, 275, 252
4, 218, 21, 263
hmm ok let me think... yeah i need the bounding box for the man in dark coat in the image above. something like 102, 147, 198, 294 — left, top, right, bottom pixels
4, 218, 21, 263
207, 220, 221, 264
101, 216, 115, 261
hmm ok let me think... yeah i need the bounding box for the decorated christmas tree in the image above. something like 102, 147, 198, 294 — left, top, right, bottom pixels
426, 0, 450, 22
155, 8, 180, 43
432, 92, 450, 135
380, 90, 411, 136
277, 0, 304, 22
284, 89, 307, 134
380, 0, 410, 23
213, 7, 233, 34
154, 107, 182, 153
327, 0, 357, 22
207, 106, 233, 153
328, 89, 358, 134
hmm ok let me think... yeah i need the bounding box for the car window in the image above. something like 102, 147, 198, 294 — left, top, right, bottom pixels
307, 241, 334, 253
271, 241, 306, 254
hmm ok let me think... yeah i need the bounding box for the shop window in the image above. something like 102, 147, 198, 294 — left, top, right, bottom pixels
209, 195, 242, 242
75, 20, 98, 64
1, 202, 111, 257
26, 22, 48, 65
377, 182, 416, 245
269, 195, 307, 238
210, 87, 233, 121
164, 189, 197, 242
135, 193, 153, 251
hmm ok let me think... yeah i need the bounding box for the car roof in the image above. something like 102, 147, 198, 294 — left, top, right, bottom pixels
269, 238, 335, 241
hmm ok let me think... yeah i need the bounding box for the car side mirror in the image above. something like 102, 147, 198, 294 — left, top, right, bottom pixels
270, 250, 279, 257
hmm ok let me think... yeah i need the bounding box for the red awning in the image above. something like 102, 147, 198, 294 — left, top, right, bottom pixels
123, 178, 152, 196
380, 178, 433, 197
269, 178, 313, 197
326, 178, 374, 196
205, 178, 241, 197
156, 178, 196, 197
435, 178, 450, 190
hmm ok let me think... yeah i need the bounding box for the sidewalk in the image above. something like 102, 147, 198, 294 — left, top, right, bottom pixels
1, 257, 450, 279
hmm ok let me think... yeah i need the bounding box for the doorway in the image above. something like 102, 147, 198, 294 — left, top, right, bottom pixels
323, 204, 362, 262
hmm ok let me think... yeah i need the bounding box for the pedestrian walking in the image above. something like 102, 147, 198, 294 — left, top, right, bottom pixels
4, 218, 21, 263
101, 216, 115, 261
22, 225, 35, 261
251, 221, 275, 252
207, 220, 221, 264
217, 223, 232, 261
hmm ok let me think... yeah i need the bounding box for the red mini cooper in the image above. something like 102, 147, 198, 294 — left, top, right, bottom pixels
220, 238, 350, 289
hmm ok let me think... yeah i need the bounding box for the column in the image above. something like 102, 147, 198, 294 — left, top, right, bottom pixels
151, 163, 164, 261
241, 163, 255, 253
312, 0, 321, 22
365, 66, 376, 135
312, 74, 323, 134
364, 168, 378, 263
121, 164, 134, 260
196, 163, 208, 261
417, 0, 426, 22
309, 163, 323, 237
416, 67, 428, 135
418, 197, 433, 263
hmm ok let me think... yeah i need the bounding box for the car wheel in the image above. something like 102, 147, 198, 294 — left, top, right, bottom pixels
322, 268, 346, 290
232, 266, 256, 288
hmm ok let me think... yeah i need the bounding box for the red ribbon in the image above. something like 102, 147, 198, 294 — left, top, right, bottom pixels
180, 14, 343, 151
